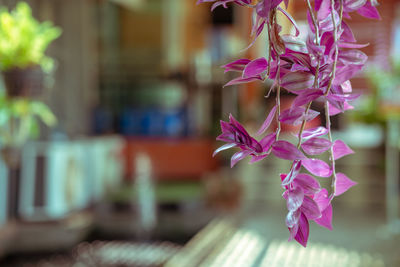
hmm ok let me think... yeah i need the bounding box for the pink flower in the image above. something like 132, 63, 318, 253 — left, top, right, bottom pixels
213, 114, 275, 166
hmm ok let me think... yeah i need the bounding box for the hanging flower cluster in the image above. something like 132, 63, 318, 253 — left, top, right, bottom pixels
198, 0, 380, 247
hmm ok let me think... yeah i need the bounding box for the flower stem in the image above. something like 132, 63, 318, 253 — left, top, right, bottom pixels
296, 0, 321, 149
275, 57, 281, 141
326, 0, 343, 199
325, 102, 337, 199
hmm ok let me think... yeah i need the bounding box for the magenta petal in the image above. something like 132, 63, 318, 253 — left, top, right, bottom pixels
282, 160, 302, 186
301, 137, 332, 155
281, 71, 315, 91
339, 42, 369, 49
340, 21, 357, 43
302, 158, 332, 177
328, 102, 354, 116
286, 209, 301, 228
295, 213, 309, 247
341, 80, 353, 93
294, 173, 321, 195
288, 223, 299, 241
357, 1, 381, 20
279, 108, 303, 125
287, 187, 304, 212
257, 105, 277, 135
315, 204, 333, 230
222, 58, 251, 73
301, 196, 322, 220
316, 0, 331, 20
272, 141, 307, 160
282, 35, 307, 53
301, 126, 328, 141
280, 107, 319, 126
250, 154, 268, 163
334, 64, 363, 85
213, 143, 236, 157
231, 150, 251, 168
313, 188, 330, 211
243, 57, 268, 78
292, 89, 324, 108
345, 0, 367, 11
338, 49, 368, 65
319, 9, 340, 32
259, 132, 276, 150
224, 76, 262, 87
229, 114, 247, 134
333, 140, 354, 160
335, 172, 357, 196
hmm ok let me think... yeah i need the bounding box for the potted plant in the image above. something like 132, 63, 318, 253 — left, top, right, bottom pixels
0, 2, 61, 168
0, 92, 56, 167
0, 2, 61, 98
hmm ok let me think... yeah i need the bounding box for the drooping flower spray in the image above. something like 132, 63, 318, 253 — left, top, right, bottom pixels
199, 0, 380, 247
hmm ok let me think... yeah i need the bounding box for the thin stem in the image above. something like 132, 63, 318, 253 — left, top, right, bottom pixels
325, 102, 337, 200
267, 22, 272, 77
326, 0, 343, 199
306, 0, 320, 46
324, 0, 343, 97
275, 57, 281, 141
296, 0, 322, 149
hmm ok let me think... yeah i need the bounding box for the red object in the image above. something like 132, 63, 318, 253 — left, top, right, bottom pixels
123, 138, 219, 180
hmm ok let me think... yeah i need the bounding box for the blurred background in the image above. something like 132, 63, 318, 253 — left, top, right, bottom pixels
0, 0, 398, 266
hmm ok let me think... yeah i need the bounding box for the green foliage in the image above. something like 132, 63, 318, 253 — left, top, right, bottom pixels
0, 2, 62, 72
360, 60, 400, 122
0, 93, 56, 146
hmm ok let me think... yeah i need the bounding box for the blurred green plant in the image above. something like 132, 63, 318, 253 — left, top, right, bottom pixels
0, 2, 61, 72
0, 93, 56, 146
354, 61, 400, 124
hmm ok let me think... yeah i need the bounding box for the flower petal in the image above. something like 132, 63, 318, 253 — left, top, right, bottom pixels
250, 154, 268, 163
301, 196, 322, 220
259, 132, 276, 151
281, 71, 315, 92
302, 158, 332, 177
313, 188, 330, 211
224, 76, 262, 87
328, 101, 354, 116
257, 105, 277, 136
222, 58, 251, 73
301, 137, 332, 155
282, 160, 302, 186
287, 187, 304, 211
292, 89, 324, 108
301, 126, 329, 141
243, 57, 268, 78
338, 49, 368, 66
333, 140, 354, 160
335, 172, 357, 196
272, 141, 307, 160
286, 209, 301, 228
231, 150, 251, 168
294, 173, 321, 195
314, 204, 333, 230
280, 107, 320, 126
357, 1, 381, 20
295, 213, 309, 247
213, 143, 236, 157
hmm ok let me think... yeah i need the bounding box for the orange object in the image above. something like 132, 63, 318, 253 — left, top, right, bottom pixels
123, 138, 219, 181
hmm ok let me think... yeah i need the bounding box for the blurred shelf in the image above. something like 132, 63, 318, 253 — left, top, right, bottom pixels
8, 211, 94, 254
0, 222, 17, 258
